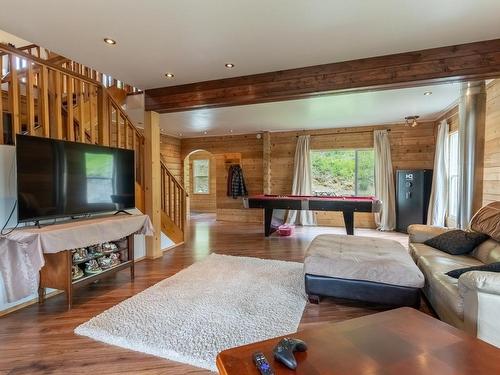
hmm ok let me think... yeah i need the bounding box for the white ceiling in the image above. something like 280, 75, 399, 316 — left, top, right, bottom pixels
126, 83, 461, 137
1, 1, 499, 89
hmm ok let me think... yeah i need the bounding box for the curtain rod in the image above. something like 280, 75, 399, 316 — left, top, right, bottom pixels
295, 129, 391, 138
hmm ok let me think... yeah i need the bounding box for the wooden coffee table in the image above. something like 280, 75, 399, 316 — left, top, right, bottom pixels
216, 307, 500, 375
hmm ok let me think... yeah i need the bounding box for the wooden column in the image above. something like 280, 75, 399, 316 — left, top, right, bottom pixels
262, 132, 272, 194
472, 84, 486, 214
144, 111, 162, 259
458, 81, 486, 226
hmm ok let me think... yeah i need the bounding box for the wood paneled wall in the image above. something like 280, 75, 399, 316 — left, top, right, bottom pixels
160, 134, 182, 182
178, 123, 436, 227
484, 79, 500, 204
188, 151, 216, 213
269, 123, 437, 228
181, 134, 263, 223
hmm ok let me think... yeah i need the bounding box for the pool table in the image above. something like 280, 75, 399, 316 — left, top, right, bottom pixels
243, 195, 382, 236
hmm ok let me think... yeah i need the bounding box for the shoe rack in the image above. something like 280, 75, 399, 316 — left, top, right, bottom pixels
38, 235, 135, 309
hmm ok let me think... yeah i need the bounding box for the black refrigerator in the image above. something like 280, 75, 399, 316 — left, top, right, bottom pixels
396, 169, 433, 233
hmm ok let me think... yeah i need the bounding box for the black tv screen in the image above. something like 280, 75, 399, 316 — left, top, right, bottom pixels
16, 135, 135, 222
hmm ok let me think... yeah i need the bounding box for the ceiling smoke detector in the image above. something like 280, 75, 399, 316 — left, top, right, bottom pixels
405, 115, 420, 128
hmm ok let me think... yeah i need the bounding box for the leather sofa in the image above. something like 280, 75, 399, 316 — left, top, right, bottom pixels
407, 202, 500, 348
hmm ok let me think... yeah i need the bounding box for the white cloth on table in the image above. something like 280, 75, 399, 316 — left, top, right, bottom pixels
0, 214, 154, 302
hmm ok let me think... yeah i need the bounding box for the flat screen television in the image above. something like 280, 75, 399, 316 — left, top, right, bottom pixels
16, 134, 135, 223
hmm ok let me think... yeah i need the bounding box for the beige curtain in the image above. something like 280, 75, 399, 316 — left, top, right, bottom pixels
374, 130, 396, 231
427, 120, 449, 226
287, 135, 316, 225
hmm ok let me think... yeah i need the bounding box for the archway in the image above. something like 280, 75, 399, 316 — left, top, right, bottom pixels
183, 150, 217, 216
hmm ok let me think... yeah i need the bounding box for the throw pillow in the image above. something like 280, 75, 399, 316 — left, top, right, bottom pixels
446, 262, 500, 279
424, 230, 489, 255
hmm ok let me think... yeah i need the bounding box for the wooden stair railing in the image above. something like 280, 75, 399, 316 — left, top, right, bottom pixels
161, 160, 188, 244
1, 43, 140, 93
0, 43, 186, 246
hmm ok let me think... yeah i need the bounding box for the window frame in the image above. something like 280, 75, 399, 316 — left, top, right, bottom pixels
310, 148, 375, 197
192, 159, 210, 195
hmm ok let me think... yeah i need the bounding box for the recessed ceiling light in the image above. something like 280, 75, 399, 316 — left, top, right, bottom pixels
165, 73, 174, 78
225, 63, 235, 68
103, 38, 116, 45
424, 91, 432, 96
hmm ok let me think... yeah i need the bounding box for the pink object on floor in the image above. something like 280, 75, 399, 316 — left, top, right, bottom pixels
278, 224, 294, 236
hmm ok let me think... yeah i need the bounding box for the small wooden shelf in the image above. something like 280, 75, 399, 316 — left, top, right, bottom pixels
72, 260, 133, 286
38, 236, 134, 309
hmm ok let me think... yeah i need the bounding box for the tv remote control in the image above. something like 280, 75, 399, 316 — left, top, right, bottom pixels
252, 352, 274, 375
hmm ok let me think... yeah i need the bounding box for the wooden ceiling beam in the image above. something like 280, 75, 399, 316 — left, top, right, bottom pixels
145, 39, 500, 113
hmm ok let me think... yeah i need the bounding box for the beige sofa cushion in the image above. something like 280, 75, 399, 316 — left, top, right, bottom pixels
304, 234, 424, 288
410, 243, 484, 266
407, 224, 452, 244
470, 201, 500, 241
418, 254, 483, 319
471, 239, 500, 264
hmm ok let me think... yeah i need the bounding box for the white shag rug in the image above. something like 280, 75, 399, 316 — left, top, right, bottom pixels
75, 253, 306, 371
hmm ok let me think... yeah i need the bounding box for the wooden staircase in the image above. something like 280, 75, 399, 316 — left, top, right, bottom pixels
0, 43, 187, 247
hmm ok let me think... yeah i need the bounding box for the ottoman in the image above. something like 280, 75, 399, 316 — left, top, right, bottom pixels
304, 234, 425, 307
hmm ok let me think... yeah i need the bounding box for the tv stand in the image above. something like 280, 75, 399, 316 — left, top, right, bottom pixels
38, 234, 134, 309
114, 210, 132, 216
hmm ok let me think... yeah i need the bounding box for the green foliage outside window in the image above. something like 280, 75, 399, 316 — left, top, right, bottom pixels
311, 149, 374, 196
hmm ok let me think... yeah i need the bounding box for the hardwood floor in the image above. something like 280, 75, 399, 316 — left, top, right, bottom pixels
0, 214, 431, 375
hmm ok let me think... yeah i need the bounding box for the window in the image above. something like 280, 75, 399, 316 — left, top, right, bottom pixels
310, 149, 375, 196
193, 159, 209, 194
85, 153, 114, 203
447, 132, 459, 226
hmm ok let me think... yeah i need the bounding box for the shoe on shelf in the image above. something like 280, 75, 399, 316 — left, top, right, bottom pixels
84, 259, 102, 275
72, 249, 84, 263
72, 265, 84, 280
97, 256, 113, 270
88, 244, 103, 258
109, 253, 121, 267
103, 242, 118, 254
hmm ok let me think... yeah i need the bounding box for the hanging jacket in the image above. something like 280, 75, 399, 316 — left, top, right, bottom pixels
227, 165, 236, 196
230, 165, 248, 198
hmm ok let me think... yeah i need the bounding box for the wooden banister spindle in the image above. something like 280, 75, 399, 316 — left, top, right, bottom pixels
89, 85, 95, 143
78, 81, 85, 142
66, 75, 75, 141
53, 70, 63, 139
39, 66, 50, 137
26, 63, 36, 134
122, 119, 127, 148
117, 112, 122, 148
9, 54, 20, 136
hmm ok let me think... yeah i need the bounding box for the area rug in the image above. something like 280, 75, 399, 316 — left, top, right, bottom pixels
75, 253, 306, 371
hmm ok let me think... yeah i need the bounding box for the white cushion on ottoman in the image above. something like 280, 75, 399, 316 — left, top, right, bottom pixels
304, 234, 425, 288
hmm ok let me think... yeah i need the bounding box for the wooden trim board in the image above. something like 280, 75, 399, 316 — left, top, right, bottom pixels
145, 39, 500, 113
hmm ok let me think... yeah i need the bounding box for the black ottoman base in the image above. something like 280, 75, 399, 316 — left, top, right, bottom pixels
305, 273, 421, 308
